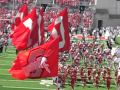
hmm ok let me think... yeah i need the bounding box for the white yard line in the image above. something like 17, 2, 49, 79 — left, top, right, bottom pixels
0, 74, 10, 75
0, 79, 53, 85
0, 69, 8, 70
0, 64, 11, 65
0, 68, 10, 70
0, 60, 12, 62
2, 86, 54, 90
0, 79, 40, 83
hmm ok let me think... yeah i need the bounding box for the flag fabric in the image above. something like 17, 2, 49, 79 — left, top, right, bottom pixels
48, 8, 70, 52
9, 38, 59, 80
13, 4, 28, 29
38, 8, 44, 45
11, 8, 39, 50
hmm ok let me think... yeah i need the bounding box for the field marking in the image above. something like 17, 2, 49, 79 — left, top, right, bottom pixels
0, 63, 9, 65
0, 79, 54, 86
0, 79, 116, 87
0, 56, 15, 58
2, 86, 55, 90
0, 69, 9, 70
0, 74, 10, 76
0, 79, 40, 83
0, 60, 13, 62
40, 80, 53, 85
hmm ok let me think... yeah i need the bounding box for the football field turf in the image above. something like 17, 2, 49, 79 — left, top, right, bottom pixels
0, 46, 117, 90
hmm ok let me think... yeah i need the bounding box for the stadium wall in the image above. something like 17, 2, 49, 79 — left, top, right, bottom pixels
94, 0, 120, 27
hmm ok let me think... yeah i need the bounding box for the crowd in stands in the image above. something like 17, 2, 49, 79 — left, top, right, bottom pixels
0, 1, 120, 90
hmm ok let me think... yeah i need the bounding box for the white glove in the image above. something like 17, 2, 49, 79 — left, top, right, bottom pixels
39, 57, 51, 73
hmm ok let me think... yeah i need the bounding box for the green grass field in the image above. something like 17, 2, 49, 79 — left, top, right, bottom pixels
0, 46, 117, 90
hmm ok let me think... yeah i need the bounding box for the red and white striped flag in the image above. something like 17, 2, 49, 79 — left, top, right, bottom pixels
11, 8, 39, 50
14, 4, 28, 28
48, 8, 70, 52
38, 8, 44, 45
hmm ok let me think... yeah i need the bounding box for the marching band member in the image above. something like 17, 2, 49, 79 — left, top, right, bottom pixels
105, 74, 112, 90
93, 74, 99, 90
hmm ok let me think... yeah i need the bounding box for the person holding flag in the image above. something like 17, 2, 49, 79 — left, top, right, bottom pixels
9, 37, 59, 80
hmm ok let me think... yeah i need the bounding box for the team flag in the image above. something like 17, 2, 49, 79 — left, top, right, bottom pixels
12, 4, 28, 30
48, 8, 70, 52
9, 38, 59, 80
37, 8, 44, 45
11, 8, 39, 50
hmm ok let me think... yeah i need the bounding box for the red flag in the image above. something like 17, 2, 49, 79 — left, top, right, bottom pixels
9, 38, 59, 80
14, 4, 28, 29
38, 8, 44, 45
48, 8, 70, 52
11, 8, 39, 50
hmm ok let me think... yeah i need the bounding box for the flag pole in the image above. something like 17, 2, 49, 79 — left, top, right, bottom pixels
35, 0, 38, 6
13, 0, 15, 10
11, 0, 15, 23
53, 0, 55, 5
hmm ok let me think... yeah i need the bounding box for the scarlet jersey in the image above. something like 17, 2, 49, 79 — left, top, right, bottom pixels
70, 68, 77, 89
105, 76, 112, 89
71, 71, 77, 80
80, 68, 84, 78
69, 48, 75, 55
81, 74, 87, 85
97, 53, 103, 64
62, 68, 68, 84
67, 67, 72, 75
83, 50, 89, 58
87, 67, 93, 80
107, 68, 111, 75
93, 51, 98, 57
93, 75, 99, 87
78, 43, 83, 49
97, 68, 101, 76
74, 59, 80, 65
89, 55, 94, 61
102, 69, 107, 81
